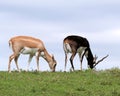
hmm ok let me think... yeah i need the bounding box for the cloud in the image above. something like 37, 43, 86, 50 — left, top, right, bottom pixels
1, 0, 120, 34
45, 28, 120, 44
85, 29, 120, 44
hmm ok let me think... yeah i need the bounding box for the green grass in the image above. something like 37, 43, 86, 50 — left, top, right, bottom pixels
0, 68, 120, 96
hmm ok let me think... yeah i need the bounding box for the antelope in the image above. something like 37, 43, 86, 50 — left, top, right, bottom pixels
63, 35, 108, 71
8, 36, 57, 73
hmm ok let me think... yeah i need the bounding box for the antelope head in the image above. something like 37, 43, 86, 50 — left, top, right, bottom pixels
49, 55, 57, 72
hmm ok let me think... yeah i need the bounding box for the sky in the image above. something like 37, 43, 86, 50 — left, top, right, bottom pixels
0, 0, 120, 71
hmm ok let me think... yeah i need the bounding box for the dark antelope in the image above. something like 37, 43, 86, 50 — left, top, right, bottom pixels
8, 36, 57, 73
63, 35, 108, 71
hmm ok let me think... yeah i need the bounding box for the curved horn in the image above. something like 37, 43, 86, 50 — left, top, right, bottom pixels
93, 54, 109, 67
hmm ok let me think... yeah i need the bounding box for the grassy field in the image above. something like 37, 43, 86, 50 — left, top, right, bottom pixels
0, 68, 120, 96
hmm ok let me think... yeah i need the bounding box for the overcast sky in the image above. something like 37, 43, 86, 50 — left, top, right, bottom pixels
0, 0, 120, 71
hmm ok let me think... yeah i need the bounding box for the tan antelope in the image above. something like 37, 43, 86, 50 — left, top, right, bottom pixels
8, 36, 57, 72
63, 35, 108, 71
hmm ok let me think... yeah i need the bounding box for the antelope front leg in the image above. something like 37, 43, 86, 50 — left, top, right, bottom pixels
78, 53, 83, 71
36, 52, 41, 71
79, 51, 86, 71
27, 55, 33, 72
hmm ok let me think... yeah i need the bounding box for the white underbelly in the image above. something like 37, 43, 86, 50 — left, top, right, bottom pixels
77, 47, 87, 53
20, 47, 39, 55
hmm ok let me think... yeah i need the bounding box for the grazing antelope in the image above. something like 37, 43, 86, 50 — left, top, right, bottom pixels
63, 35, 108, 71
8, 36, 57, 73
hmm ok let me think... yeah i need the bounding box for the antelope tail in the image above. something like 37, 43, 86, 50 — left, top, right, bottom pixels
9, 40, 12, 49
